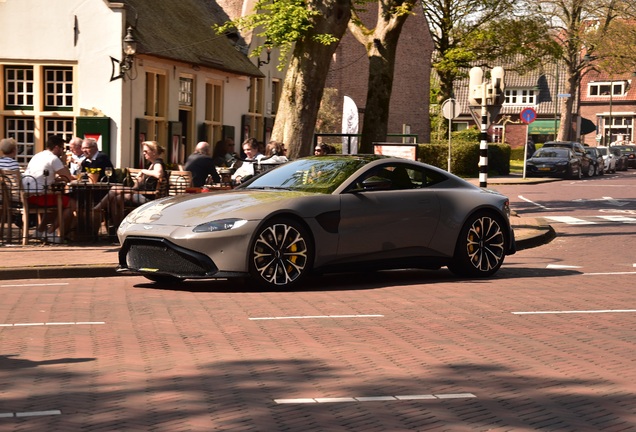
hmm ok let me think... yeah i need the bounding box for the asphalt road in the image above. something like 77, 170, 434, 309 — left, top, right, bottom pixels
1, 170, 635, 431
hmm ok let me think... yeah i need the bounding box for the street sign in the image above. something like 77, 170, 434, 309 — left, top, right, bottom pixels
558, 93, 571, 98
520, 107, 537, 124
441, 98, 460, 120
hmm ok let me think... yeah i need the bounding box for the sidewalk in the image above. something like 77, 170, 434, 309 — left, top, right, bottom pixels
0, 175, 557, 280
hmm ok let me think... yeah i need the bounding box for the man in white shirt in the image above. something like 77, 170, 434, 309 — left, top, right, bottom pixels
232, 138, 264, 184
22, 135, 76, 242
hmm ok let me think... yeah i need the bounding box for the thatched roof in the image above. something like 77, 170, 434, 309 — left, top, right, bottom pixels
110, 0, 263, 77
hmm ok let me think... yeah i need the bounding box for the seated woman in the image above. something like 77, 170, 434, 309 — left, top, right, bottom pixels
94, 141, 168, 228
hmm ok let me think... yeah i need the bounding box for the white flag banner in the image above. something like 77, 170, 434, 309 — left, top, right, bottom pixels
342, 96, 359, 154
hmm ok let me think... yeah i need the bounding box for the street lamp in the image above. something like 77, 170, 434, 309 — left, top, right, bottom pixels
469, 66, 505, 187
110, 26, 137, 81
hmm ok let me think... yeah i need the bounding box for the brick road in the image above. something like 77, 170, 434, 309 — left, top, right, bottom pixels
1, 230, 635, 432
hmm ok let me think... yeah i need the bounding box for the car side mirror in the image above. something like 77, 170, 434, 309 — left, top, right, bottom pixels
361, 176, 392, 191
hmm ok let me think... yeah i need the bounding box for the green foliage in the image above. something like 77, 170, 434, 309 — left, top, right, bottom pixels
417, 142, 511, 177
214, 0, 338, 69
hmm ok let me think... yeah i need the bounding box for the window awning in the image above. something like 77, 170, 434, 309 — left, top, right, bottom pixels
528, 119, 560, 134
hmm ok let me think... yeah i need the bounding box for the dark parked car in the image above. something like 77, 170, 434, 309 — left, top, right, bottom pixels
610, 147, 629, 171
611, 145, 636, 168
584, 146, 605, 175
542, 141, 595, 177
525, 147, 581, 179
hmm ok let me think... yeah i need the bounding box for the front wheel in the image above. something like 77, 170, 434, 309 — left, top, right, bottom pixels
585, 163, 595, 177
249, 217, 314, 289
448, 212, 507, 278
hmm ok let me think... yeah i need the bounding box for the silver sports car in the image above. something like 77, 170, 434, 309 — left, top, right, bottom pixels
118, 155, 516, 288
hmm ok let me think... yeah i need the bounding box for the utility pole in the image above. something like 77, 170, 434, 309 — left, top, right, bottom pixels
468, 66, 505, 188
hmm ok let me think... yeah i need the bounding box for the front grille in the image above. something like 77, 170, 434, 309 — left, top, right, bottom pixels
120, 237, 216, 277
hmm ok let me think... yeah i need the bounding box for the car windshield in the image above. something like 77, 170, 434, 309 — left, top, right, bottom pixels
598, 148, 608, 155
534, 148, 568, 158
240, 156, 373, 194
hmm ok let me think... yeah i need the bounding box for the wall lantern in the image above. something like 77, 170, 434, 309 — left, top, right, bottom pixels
110, 26, 137, 81
257, 40, 273, 68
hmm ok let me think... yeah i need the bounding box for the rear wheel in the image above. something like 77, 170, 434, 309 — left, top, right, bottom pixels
585, 163, 595, 177
448, 212, 507, 278
249, 217, 314, 289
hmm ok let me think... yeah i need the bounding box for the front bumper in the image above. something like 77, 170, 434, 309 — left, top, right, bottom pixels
118, 236, 222, 279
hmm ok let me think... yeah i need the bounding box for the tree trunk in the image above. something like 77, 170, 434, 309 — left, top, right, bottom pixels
271, 0, 351, 159
348, 1, 415, 154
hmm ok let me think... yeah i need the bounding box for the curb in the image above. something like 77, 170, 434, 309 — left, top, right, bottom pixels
0, 264, 120, 281
515, 224, 557, 251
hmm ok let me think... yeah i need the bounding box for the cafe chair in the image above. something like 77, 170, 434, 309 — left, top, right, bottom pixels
0, 169, 26, 244
168, 170, 193, 195
19, 175, 66, 245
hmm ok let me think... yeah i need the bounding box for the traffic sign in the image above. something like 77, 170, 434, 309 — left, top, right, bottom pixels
441, 98, 460, 120
520, 107, 537, 124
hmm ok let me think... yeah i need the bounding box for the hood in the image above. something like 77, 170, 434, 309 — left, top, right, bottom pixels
125, 189, 314, 226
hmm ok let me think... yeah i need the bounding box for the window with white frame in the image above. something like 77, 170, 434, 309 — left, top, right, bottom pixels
179, 77, 193, 107
504, 88, 536, 106
588, 81, 627, 97
2, 64, 75, 166
44, 67, 73, 110
4, 66, 34, 109
144, 71, 168, 144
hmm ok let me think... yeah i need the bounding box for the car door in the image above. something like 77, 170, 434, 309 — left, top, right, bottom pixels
337, 163, 441, 260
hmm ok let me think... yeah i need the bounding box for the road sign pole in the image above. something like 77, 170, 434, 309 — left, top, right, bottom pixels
523, 126, 529, 179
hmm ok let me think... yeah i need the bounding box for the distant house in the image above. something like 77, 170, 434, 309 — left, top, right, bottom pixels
579, 69, 636, 146
0, 0, 279, 169
448, 56, 636, 148
451, 59, 582, 149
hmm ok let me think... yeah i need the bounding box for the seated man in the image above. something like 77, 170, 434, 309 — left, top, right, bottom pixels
80, 138, 114, 181
232, 138, 265, 185
185, 141, 220, 187
21, 135, 76, 242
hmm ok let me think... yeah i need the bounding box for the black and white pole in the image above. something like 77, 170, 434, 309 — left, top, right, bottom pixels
479, 86, 488, 188
469, 66, 505, 189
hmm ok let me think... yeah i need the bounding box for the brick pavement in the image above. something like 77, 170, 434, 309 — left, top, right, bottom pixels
0, 260, 633, 430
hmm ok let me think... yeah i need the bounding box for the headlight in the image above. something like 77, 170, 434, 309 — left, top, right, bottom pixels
193, 218, 248, 233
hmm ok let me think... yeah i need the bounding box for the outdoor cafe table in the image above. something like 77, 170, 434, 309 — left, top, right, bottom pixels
68, 181, 121, 242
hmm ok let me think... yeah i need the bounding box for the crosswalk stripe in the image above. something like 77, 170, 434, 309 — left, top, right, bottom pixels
544, 216, 596, 225
544, 215, 636, 225
597, 215, 636, 223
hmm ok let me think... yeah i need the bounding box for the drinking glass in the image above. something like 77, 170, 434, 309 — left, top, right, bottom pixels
104, 167, 113, 182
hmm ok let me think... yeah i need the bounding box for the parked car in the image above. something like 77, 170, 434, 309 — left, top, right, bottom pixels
117, 155, 516, 288
584, 146, 605, 175
611, 146, 630, 171
525, 147, 582, 179
611, 145, 636, 169
596, 146, 616, 173
542, 141, 595, 177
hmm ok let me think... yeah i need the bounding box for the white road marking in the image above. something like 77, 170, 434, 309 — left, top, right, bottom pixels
0, 283, 69, 287
0, 322, 105, 327
546, 264, 582, 269
0, 410, 61, 418
597, 215, 636, 223
274, 393, 476, 404
518, 195, 551, 210
249, 314, 383, 321
513, 310, 636, 315
583, 271, 636, 276
544, 216, 596, 225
